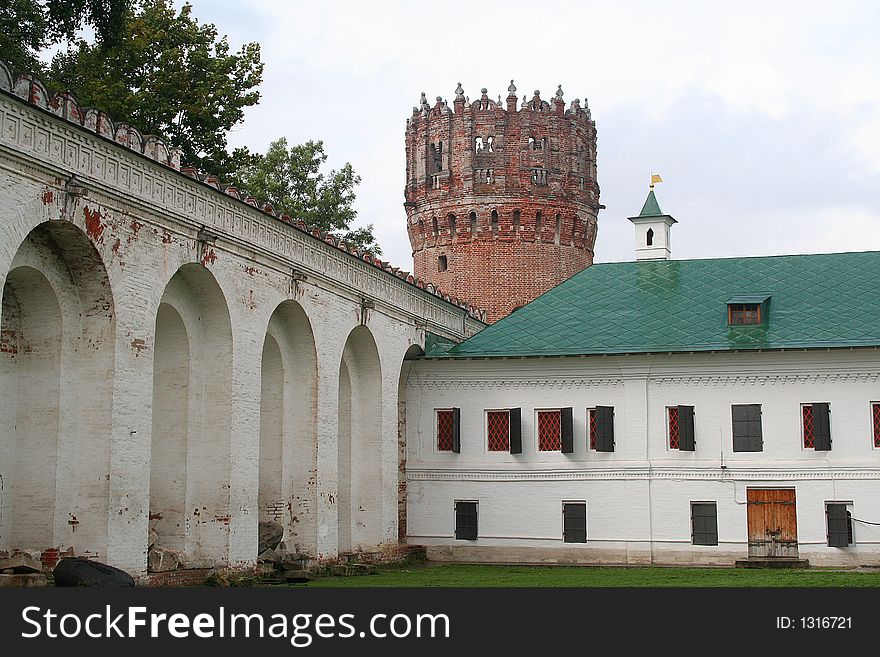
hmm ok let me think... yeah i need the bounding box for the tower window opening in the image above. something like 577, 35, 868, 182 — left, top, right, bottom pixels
448, 214, 457, 237
487, 136, 494, 153
475, 137, 484, 152
535, 211, 542, 238
469, 211, 477, 235
513, 210, 521, 232
555, 214, 561, 244
646, 228, 654, 246
432, 217, 439, 237
491, 210, 499, 234
438, 255, 448, 272
531, 168, 547, 185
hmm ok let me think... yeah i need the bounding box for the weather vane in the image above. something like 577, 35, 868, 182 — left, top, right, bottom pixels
650, 172, 663, 190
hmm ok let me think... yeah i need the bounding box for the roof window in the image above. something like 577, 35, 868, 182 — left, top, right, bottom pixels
726, 294, 770, 326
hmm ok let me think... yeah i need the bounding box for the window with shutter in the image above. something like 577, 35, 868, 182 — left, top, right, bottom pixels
678, 405, 695, 451
588, 408, 597, 450
487, 411, 510, 451
563, 502, 587, 543
731, 404, 762, 452
436, 410, 455, 451
667, 405, 696, 451
825, 503, 852, 547
690, 502, 718, 546
452, 407, 461, 454
594, 406, 615, 452
871, 403, 880, 448
668, 406, 680, 449
803, 403, 831, 451
454, 501, 478, 540
538, 410, 562, 451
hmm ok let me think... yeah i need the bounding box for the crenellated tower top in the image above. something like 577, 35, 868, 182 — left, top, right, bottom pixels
404, 81, 600, 322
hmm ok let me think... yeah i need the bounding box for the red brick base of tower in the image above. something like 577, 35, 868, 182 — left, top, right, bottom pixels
413, 238, 592, 322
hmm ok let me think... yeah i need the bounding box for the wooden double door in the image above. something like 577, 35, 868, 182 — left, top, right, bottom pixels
746, 488, 799, 558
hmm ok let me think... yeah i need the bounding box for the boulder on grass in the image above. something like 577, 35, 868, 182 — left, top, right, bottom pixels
54, 558, 134, 587
0, 549, 42, 574
258, 521, 284, 554
148, 546, 184, 573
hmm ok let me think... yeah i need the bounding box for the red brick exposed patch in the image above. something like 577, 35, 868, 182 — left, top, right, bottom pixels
111, 238, 121, 254
41, 189, 54, 205
131, 338, 147, 355
0, 329, 17, 355
201, 247, 217, 266
212, 515, 231, 525
129, 220, 143, 241
83, 206, 105, 244
161, 230, 173, 245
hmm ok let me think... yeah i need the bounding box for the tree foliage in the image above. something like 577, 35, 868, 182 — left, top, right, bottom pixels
0, 0, 129, 75
49, 0, 263, 173
235, 138, 380, 254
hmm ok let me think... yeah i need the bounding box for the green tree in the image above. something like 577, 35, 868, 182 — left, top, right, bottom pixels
0, 0, 129, 76
49, 0, 263, 173
235, 138, 381, 255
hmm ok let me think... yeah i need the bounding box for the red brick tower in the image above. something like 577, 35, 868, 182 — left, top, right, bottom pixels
404, 81, 600, 322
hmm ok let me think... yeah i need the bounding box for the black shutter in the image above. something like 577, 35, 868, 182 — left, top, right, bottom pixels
561, 407, 574, 454
826, 503, 849, 547
451, 407, 461, 454
691, 502, 718, 546
678, 405, 695, 451
455, 502, 478, 540
509, 408, 522, 454
563, 503, 587, 543
732, 404, 762, 452
749, 404, 763, 451
595, 406, 615, 452
812, 403, 831, 451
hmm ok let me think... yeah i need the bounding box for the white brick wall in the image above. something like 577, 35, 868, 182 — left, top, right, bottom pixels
0, 93, 475, 574
406, 351, 880, 565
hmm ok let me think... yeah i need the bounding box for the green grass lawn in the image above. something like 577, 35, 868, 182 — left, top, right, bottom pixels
303, 563, 880, 587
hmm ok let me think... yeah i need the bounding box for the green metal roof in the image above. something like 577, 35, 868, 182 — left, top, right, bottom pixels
435, 251, 880, 358
639, 190, 663, 216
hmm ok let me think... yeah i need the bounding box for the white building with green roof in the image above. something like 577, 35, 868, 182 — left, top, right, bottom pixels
404, 192, 880, 566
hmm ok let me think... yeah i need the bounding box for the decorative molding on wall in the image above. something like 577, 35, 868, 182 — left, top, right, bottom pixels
407, 467, 880, 482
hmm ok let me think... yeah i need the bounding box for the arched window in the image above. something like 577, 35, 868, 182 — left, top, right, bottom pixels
469, 211, 477, 235
513, 210, 521, 232
555, 213, 562, 244
535, 211, 542, 238
646, 228, 654, 246
448, 214, 457, 238
432, 217, 439, 237
491, 209, 499, 233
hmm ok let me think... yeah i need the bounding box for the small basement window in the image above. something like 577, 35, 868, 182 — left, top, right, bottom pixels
726, 294, 771, 326
826, 503, 853, 547
691, 502, 718, 546
562, 502, 587, 543
438, 254, 448, 272
455, 501, 478, 540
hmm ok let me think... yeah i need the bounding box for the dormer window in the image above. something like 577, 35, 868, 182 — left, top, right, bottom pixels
727, 295, 771, 326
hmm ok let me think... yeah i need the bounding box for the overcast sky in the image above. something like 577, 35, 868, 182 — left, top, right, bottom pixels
181, 0, 880, 270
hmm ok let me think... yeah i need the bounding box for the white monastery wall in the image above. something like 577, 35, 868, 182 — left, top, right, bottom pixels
0, 82, 480, 575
